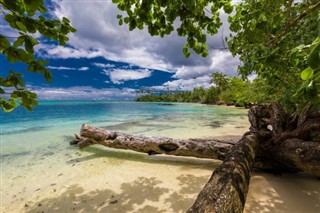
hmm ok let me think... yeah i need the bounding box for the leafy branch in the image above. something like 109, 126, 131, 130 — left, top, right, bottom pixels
0, 0, 76, 112
269, 1, 320, 46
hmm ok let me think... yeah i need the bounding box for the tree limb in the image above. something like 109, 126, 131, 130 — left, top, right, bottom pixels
269, 1, 320, 45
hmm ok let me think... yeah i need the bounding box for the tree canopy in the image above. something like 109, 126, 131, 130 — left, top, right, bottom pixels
114, 0, 320, 111
0, 0, 76, 112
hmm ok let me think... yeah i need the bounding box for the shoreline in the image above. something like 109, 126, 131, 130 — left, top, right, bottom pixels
2, 102, 319, 213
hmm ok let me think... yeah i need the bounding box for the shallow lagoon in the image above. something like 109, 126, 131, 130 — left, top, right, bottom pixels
1, 101, 319, 212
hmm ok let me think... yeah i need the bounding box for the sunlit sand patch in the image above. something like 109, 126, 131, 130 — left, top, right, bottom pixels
245, 173, 320, 213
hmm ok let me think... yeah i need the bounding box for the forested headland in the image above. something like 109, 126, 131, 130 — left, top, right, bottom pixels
135, 73, 280, 108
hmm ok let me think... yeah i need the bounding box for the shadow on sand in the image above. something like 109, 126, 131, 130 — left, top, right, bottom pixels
244, 172, 320, 213
24, 174, 209, 213
66, 145, 221, 171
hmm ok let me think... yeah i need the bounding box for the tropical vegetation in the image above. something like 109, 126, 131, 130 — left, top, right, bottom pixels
0, 0, 76, 112
136, 73, 276, 107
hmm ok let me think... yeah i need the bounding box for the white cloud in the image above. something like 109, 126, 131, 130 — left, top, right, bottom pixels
173, 65, 212, 80
153, 76, 212, 91
30, 86, 138, 100
92, 62, 115, 69
209, 50, 240, 75
47, 65, 89, 71
106, 69, 152, 84
79, 67, 89, 71
42, 45, 104, 59
37, 1, 243, 93
47, 1, 240, 77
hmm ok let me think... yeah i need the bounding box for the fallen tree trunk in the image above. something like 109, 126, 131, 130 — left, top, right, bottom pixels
187, 132, 259, 213
70, 122, 320, 176
70, 103, 320, 213
70, 124, 235, 160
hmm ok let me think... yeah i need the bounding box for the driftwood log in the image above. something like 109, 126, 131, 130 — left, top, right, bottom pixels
70, 103, 320, 212
71, 124, 235, 160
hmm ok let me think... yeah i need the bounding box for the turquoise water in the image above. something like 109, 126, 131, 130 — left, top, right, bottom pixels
1, 101, 248, 137
1, 101, 249, 212
1, 101, 249, 166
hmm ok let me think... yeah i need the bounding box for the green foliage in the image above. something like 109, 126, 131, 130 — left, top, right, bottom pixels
227, 0, 320, 110
0, 0, 76, 112
115, 0, 320, 111
112, 0, 233, 57
136, 74, 275, 107
136, 88, 212, 103
210, 72, 229, 94
291, 37, 320, 109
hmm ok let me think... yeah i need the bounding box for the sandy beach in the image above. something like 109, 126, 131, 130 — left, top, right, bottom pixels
2, 143, 319, 213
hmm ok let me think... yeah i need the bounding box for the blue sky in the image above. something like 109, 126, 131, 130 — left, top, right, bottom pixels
1, 0, 241, 100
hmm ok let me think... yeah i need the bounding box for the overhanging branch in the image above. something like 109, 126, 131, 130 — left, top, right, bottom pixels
269, 1, 320, 45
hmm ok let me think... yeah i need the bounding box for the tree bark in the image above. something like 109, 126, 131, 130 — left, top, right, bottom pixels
249, 103, 320, 176
187, 132, 258, 213
70, 124, 235, 160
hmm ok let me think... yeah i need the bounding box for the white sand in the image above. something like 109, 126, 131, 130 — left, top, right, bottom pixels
2, 147, 218, 213
2, 145, 319, 213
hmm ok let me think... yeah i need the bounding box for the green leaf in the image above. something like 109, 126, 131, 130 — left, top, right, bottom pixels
62, 17, 70, 24
13, 36, 25, 47
4, 14, 17, 22
61, 25, 68, 34
129, 20, 136, 31
38, 5, 47, 13
25, 38, 34, 54
59, 35, 66, 46
26, 36, 39, 46
0, 35, 10, 49
25, 18, 36, 33
44, 70, 52, 82
124, 17, 130, 24
307, 42, 320, 69
223, 5, 233, 14
301, 67, 314, 81
17, 49, 33, 63
70, 27, 77, 33
15, 21, 27, 32
1, 98, 17, 112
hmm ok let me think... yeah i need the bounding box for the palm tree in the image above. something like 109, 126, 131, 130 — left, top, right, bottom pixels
210, 72, 229, 93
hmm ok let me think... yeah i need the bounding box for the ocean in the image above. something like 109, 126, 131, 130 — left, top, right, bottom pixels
1, 101, 319, 213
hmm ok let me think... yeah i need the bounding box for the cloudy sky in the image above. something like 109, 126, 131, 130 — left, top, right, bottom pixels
1, 0, 241, 100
